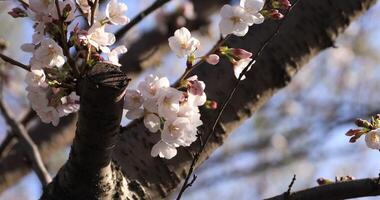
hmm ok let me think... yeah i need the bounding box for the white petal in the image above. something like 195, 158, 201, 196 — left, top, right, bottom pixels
151, 141, 177, 159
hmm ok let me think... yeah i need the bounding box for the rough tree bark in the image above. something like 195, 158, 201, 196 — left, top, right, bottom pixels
0, 0, 377, 198
111, 0, 377, 198
41, 63, 130, 199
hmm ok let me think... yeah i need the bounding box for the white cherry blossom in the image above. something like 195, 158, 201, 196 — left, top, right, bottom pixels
365, 129, 380, 149
161, 117, 197, 147
157, 87, 183, 120
233, 58, 254, 80
76, 0, 93, 14
106, 0, 130, 25
86, 22, 116, 52
26, 86, 49, 111
38, 106, 60, 126
219, 5, 255, 36
25, 69, 48, 88
33, 38, 66, 68
138, 75, 170, 99
144, 114, 161, 133
107, 45, 128, 66
57, 92, 80, 117
151, 140, 177, 159
124, 89, 143, 110
240, 0, 265, 24
126, 108, 144, 120
187, 75, 206, 106
168, 27, 200, 58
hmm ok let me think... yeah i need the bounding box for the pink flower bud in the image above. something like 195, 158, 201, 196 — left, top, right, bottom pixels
206, 54, 220, 65
280, 0, 291, 9
231, 48, 252, 60
205, 100, 218, 110
270, 10, 284, 20
209, 101, 218, 110
8, 8, 27, 18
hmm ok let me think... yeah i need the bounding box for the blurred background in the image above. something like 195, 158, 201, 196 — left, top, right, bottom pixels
0, 0, 380, 199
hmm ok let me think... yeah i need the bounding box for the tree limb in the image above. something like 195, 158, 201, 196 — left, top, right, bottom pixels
265, 177, 380, 200
0, 100, 51, 186
112, 0, 377, 199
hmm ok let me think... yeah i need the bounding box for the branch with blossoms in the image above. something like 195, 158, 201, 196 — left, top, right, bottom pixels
6, 0, 132, 126
0, 0, 374, 198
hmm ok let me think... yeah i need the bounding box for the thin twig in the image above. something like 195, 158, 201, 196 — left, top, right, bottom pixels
0, 132, 14, 159
0, 100, 52, 186
285, 174, 297, 199
54, 0, 78, 76
0, 109, 35, 159
17, 0, 29, 8
176, 1, 300, 199
0, 53, 30, 71
178, 35, 230, 83
90, 0, 99, 26
115, 0, 172, 40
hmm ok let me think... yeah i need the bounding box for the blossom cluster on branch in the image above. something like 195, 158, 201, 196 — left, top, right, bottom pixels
10, 0, 130, 125
7, 0, 290, 159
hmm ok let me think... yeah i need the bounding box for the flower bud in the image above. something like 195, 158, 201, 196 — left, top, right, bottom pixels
355, 119, 372, 129
62, 4, 73, 21
317, 178, 333, 185
205, 100, 218, 110
8, 8, 27, 18
206, 54, 220, 65
270, 9, 284, 20
231, 48, 253, 60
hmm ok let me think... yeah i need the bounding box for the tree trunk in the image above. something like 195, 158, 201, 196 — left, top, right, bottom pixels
41, 63, 130, 199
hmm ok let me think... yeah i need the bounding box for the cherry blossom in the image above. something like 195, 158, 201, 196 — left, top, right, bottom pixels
138, 75, 170, 99
157, 87, 183, 120
219, 5, 255, 36
85, 22, 116, 52
187, 75, 207, 106
151, 140, 177, 159
57, 92, 80, 117
143, 114, 161, 133
168, 27, 200, 58
25, 69, 48, 88
124, 89, 143, 110
107, 45, 128, 66
106, 0, 130, 25
32, 38, 66, 69
161, 117, 196, 147
76, 0, 93, 14
206, 54, 220, 65
240, 0, 265, 24
365, 129, 380, 149
38, 106, 60, 126
233, 58, 254, 80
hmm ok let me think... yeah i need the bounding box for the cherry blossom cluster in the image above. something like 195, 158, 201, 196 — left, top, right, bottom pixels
124, 74, 207, 159
345, 115, 380, 150
219, 0, 290, 37
9, 0, 130, 126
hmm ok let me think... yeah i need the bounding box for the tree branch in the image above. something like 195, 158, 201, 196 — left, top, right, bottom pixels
265, 177, 380, 200
0, 100, 51, 186
0, 53, 30, 71
41, 63, 130, 199
115, 0, 172, 40
113, 0, 377, 199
